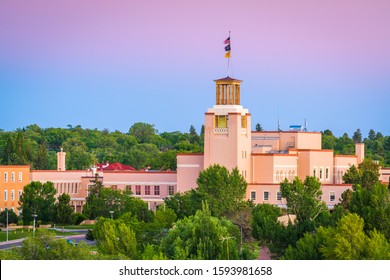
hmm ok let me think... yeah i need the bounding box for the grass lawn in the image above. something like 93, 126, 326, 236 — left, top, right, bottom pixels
0, 228, 84, 242
61, 224, 95, 230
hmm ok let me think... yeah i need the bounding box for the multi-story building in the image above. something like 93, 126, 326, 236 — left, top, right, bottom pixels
177, 76, 370, 208
0, 165, 30, 214
5, 75, 389, 214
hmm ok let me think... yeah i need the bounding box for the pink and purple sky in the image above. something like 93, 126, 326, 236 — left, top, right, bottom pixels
1, 0, 389, 137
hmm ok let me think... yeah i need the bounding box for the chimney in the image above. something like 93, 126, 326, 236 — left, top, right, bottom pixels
355, 143, 365, 164
57, 148, 66, 171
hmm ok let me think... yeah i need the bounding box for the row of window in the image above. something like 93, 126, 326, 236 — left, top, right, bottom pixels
250, 190, 337, 202
214, 115, 247, 129
132, 185, 175, 196
250, 191, 283, 202
313, 167, 330, 181
275, 170, 296, 182
2, 190, 23, 201
55, 183, 79, 194
1, 172, 23, 183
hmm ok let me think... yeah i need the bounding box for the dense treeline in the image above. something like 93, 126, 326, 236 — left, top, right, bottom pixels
2, 162, 389, 260
322, 128, 390, 166
0, 123, 204, 170
1, 124, 389, 170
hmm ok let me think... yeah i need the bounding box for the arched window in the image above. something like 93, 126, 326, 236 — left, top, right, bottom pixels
276, 171, 279, 182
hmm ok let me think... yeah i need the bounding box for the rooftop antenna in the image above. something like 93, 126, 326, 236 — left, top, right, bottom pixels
304, 118, 308, 132
277, 106, 281, 131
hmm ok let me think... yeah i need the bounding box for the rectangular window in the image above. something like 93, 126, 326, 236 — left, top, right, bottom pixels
277, 192, 282, 201
330, 191, 336, 202
4, 190, 8, 201
18, 190, 22, 199
135, 185, 141, 195
326, 168, 329, 180
71, 183, 74, 193
11, 172, 15, 182
263, 191, 269, 201
320, 168, 323, 180
215, 115, 228, 128
313, 168, 316, 178
241, 115, 247, 128
4, 172, 8, 182
250, 191, 256, 201
75, 183, 78, 194
11, 190, 15, 201
145, 186, 150, 195
154, 185, 160, 196
168, 185, 174, 195
18, 172, 23, 182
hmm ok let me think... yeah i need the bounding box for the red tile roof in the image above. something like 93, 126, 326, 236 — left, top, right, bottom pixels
96, 162, 136, 171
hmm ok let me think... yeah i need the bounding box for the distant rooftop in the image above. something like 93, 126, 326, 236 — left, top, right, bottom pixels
95, 162, 136, 171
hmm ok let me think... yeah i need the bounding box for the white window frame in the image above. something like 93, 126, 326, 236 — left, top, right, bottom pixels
168, 185, 174, 196
11, 172, 15, 182
4, 172, 8, 182
4, 190, 8, 201
18, 190, 22, 199
319, 167, 323, 181
11, 190, 15, 201
325, 167, 330, 181
18, 172, 23, 182
329, 191, 336, 202
277, 191, 282, 201
154, 185, 160, 196
313, 167, 317, 178
250, 191, 256, 201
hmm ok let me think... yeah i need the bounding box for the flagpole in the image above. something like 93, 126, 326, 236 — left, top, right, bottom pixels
227, 31, 231, 77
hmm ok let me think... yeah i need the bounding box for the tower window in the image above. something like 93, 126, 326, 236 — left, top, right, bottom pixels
241, 115, 247, 128
215, 115, 228, 128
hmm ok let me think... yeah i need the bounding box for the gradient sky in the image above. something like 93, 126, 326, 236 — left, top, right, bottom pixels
1, 0, 389, 137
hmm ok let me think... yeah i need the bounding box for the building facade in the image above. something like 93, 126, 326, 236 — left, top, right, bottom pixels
0, 165, 30, 214
177, 76, 370, 208
2, 75, 389, 215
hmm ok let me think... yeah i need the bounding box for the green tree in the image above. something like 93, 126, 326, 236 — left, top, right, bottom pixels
2, 135, 17, 164
0, 209, 18, 225
353, 128, 362, 143
255, 123, 263, 132
196, 164, 247, 218
129, 122, 157, 143
368, 129, 376, 141
54, 193, 74, 231
93, 217, 137, 259
163, 190, 204, 219
343, 159, 380, 190
321, 129, 336, 150
348, 183, 390, 239
19, 229, 92, 260
252, 203, 282, 244
280, 176, 327, 223
33, 142, 49, 170
84, 174, 153, 222
283, 214, 390, 260
161, 203, 240, 260
14, 132, 29, 165
19, 181, 56, 224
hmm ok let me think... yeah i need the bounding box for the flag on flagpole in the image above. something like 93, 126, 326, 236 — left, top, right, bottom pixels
224, 34, 231, 58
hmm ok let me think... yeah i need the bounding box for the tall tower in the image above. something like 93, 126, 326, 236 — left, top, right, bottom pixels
204, 76, 252, 181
